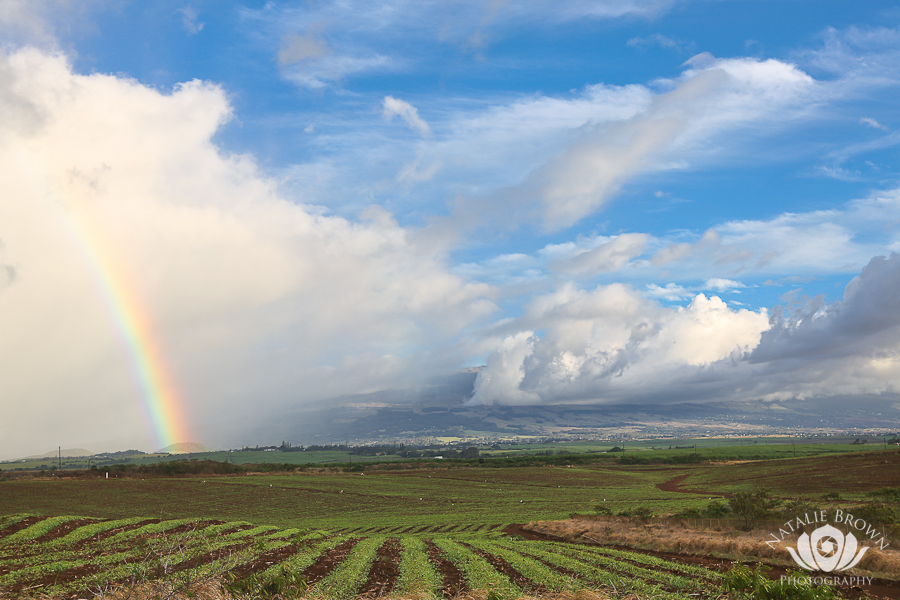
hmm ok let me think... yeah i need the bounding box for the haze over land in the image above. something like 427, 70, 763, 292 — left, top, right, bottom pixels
3, 1, 900, 459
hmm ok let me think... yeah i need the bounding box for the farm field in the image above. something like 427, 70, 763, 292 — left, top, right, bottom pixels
0, 513, 725, 599
0, 448, 898, 598
0, 466, 685, 529
1, 449, 898, 530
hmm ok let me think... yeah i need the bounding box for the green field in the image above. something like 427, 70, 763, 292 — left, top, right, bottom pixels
0, 467, 683, 529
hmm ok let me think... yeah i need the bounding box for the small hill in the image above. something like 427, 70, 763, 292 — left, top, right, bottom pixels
157, 442, 211, 454
25, 448, 93, 459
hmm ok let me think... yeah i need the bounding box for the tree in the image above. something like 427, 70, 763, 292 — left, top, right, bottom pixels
729, 490, 777, 530
461, 447, 479, 459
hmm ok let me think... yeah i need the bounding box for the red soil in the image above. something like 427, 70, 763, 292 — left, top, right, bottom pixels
226, 543, 300, 580
31, 518, 100, 544
358, 537, 401, 597
0, 516, 44, 537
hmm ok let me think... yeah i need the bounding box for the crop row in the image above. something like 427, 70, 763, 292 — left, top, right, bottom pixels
312, 536, 385, 600
570, 543, 724, 581
495, 539, 690, 600
338, 523, 506, 535
431, 538, 521, 599
397, 536, 442, 595
463, 538, 578, 593
0, 515, 721, 599
0, 515, 84, 545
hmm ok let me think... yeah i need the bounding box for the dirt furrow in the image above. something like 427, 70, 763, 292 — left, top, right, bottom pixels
424, 540, 467, 598
300, 538, 359, 585
357, 537, 401, 597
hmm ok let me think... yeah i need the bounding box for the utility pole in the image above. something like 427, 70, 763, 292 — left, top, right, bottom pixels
58, 446, 61, 470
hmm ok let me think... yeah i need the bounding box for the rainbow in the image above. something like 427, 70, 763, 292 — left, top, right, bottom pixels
19, 154, 191, 451
78, 226, 192, 451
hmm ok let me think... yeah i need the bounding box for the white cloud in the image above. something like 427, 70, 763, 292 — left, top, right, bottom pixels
397, 154, 442, 183
0, 0, 71, 47
860, 116, 888, 131
705, 277, 745, 291
178, 7, 204, 35
816, 165, 862, 181
281, 53, 392, 90
642, 192, 900, 278
503, 55, 817, 231
802, 25, 900, 80
383, 96, 431, 137
468, 332, 541, 405
651, 240, 694, 265
0, 48, 496, 456
438, 183, 900, 300
644, 282, 690, 301
551, 233, 647, 276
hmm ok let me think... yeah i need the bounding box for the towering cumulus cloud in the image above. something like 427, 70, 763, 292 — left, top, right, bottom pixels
469, 284, 770, 405
470, 254, 900, 406
0, 49, 494, 452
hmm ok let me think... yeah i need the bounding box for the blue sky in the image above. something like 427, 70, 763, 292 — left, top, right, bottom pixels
2, 1, 900, 454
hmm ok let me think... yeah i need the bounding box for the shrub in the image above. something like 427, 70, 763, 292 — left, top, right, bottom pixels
851, 502, 897, 525
225, 565, 307, 599
871, 487, 900, 502
723, 564, 841, 600
706, 500, 731, 517
777, 498, 823, 520
632, 507, 654, 522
